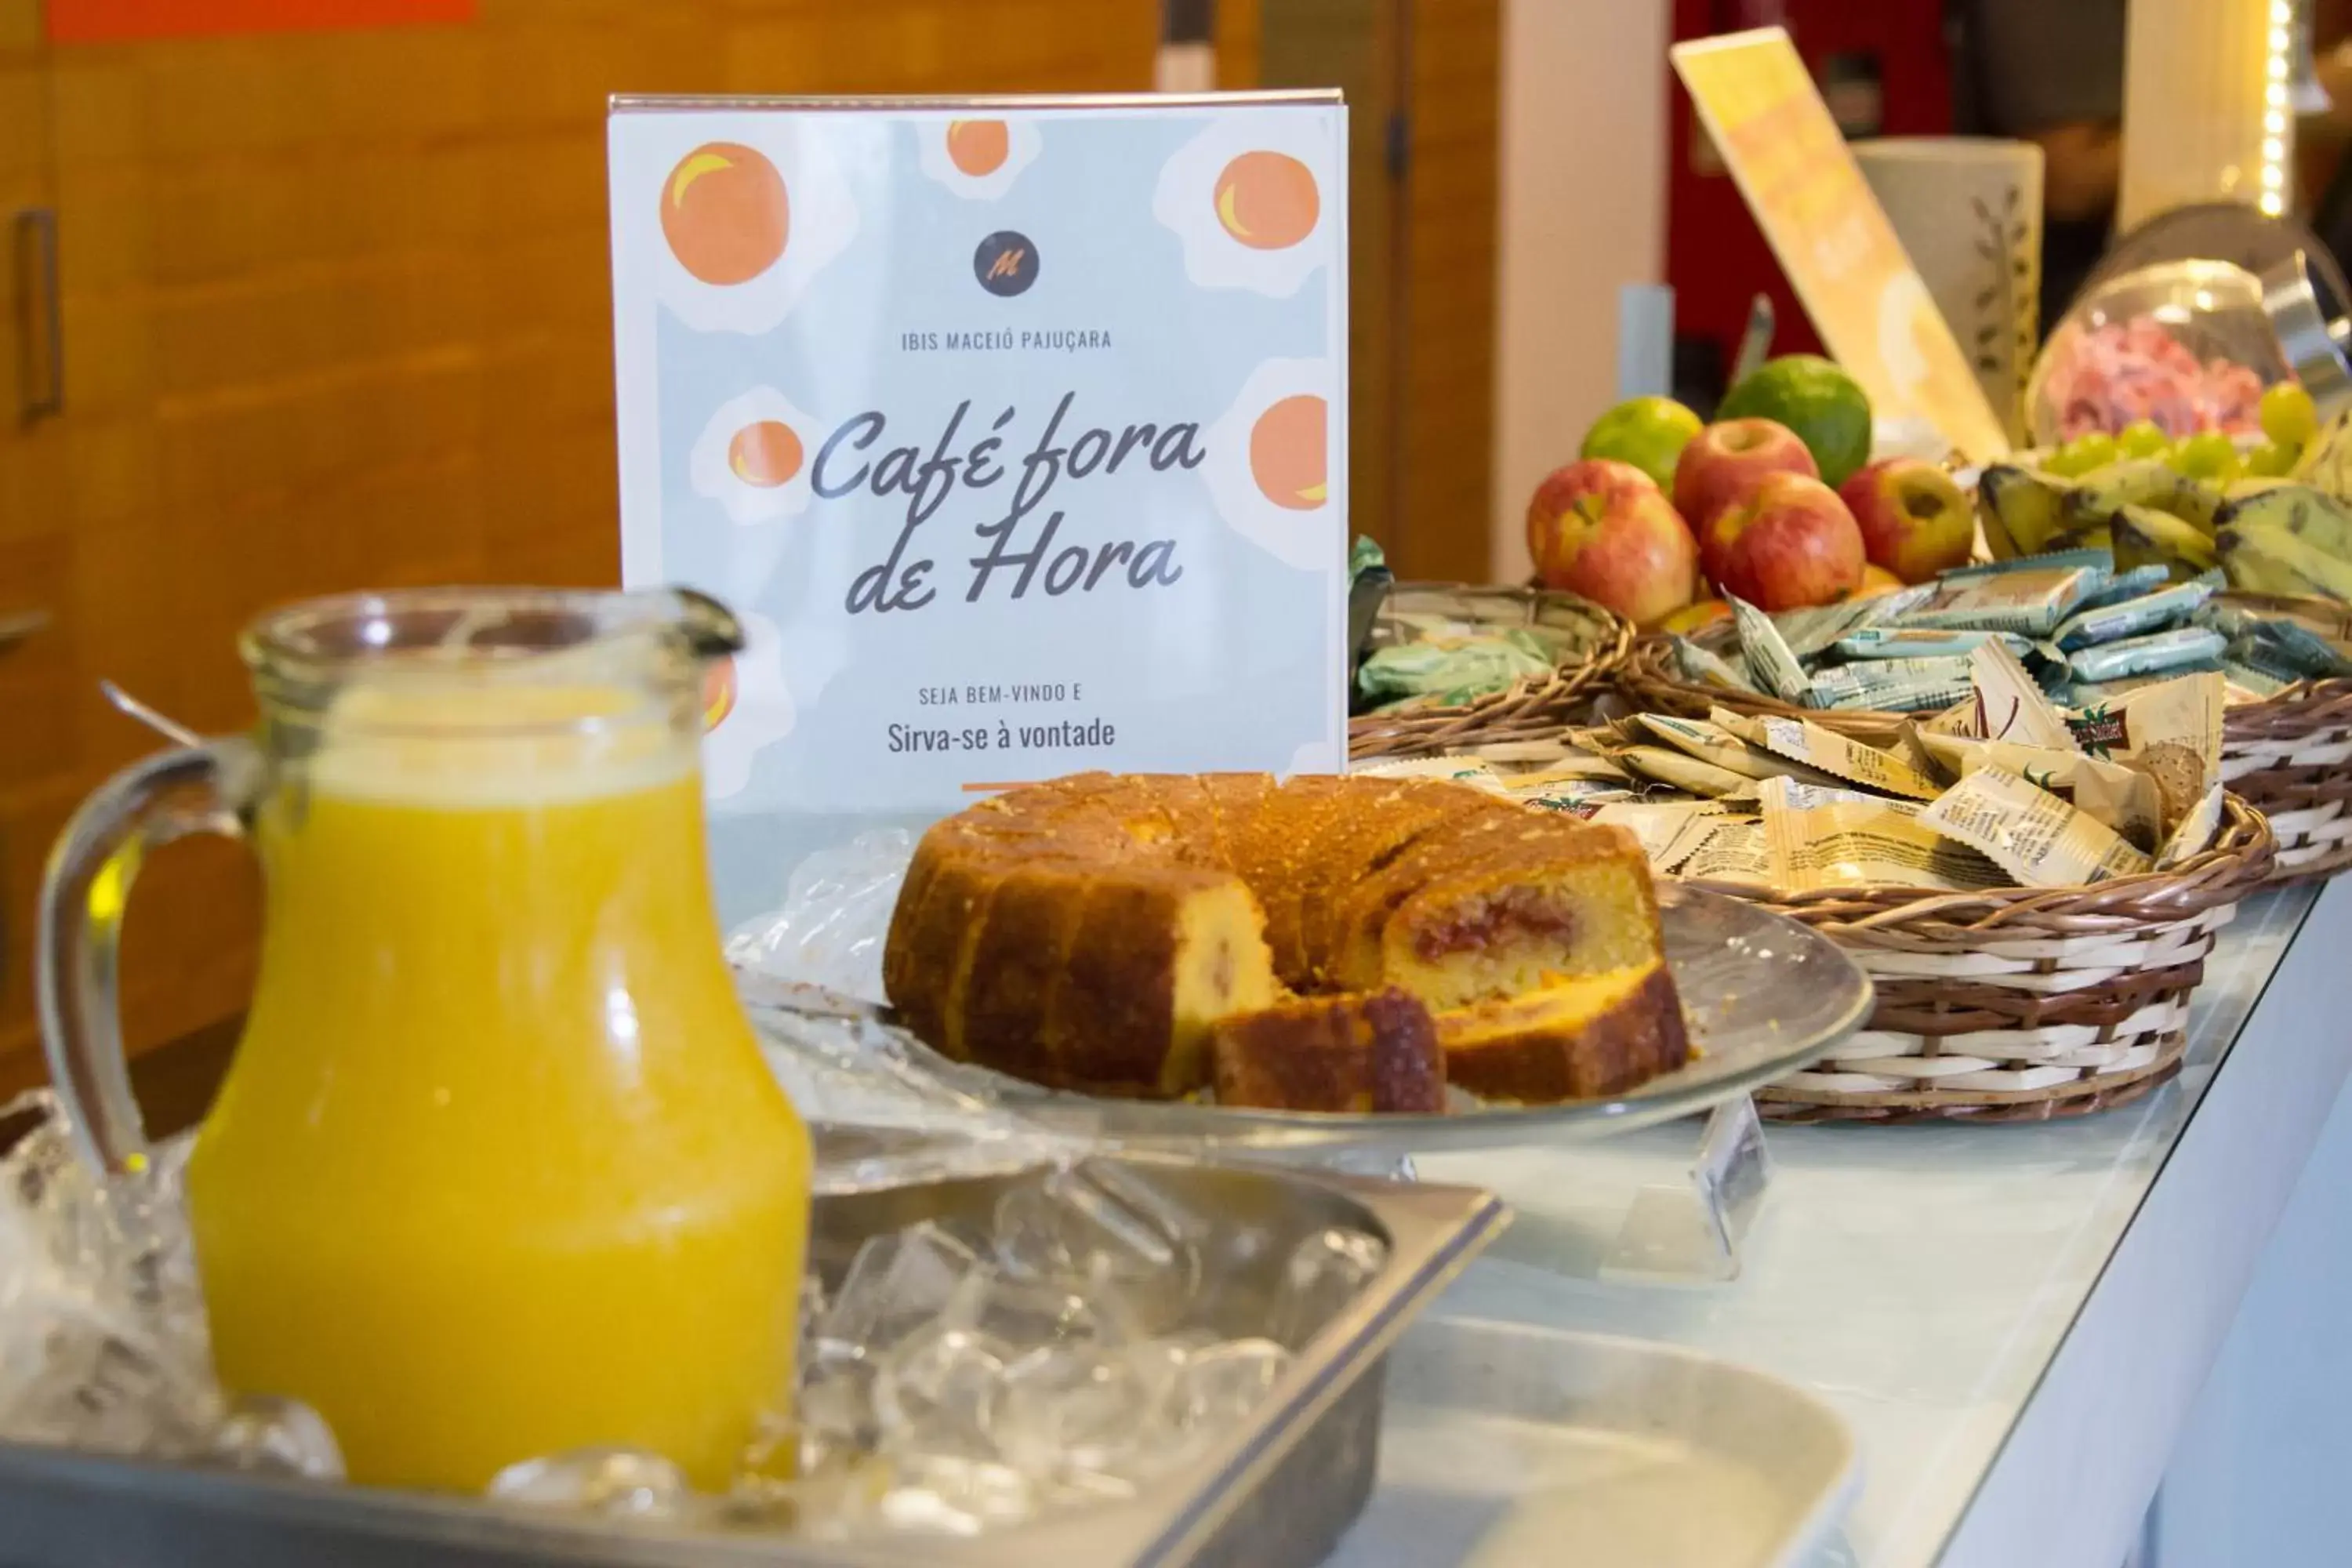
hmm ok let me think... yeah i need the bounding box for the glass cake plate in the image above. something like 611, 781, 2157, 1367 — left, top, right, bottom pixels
742, 882, 1871, 1156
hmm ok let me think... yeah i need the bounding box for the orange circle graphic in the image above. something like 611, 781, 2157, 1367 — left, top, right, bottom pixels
728, 420, 804, 488
661, 142, 789, 286
1248, 394, 1328, 510
702, 657, 738, 732
1213, 151, 1319, 250
946, 120, 1011, 177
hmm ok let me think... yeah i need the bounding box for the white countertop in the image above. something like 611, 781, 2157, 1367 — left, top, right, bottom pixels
1381, 877, 2352, 1568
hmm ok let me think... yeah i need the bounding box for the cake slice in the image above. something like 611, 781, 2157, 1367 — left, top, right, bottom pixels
1290, 779, 1481, 986
1434, 962, 1690, 1102
1044, 866, 1280, 1098
1210, 989, 1444, 1113
1374, 820, 1661, 1009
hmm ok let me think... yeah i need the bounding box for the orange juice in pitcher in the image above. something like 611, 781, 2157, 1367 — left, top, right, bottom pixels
38, 590, 811, 1492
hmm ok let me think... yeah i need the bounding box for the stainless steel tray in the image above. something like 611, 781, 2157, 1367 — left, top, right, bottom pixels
1327, 1317, 1859, 1568
0, 1159, 1508, 1568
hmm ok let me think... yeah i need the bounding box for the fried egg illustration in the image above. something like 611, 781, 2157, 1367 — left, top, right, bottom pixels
701, 608, 793, 800
648, 122, 866, 335
690, 387, 822, 526
1203, 358, 1339, 571
916, 117, 1044, 201
1153, 113, 1334, 298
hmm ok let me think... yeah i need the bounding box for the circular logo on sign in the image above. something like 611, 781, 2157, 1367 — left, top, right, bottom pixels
973, 230, 1039, 296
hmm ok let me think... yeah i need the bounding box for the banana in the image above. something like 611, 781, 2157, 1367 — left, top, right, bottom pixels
2066, 459, 2223, 533
2212, 482, 2352, 562
1977, 464, 2073, 557
2112, 503, 2218, 579
2292, 408, 2352, 499
2217, 516, 2352, 600
2225, 477, 2295, 503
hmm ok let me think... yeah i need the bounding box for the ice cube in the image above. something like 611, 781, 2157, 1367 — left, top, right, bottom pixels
796, 1349, 880, 1469
871, 1326, 1009, 1461
0, 1323, 219, 1458
1270, 1227, 1388, 1348
208, 1394, 345, 1481
876, 1453, 1036, 1536
487, 1447, 692, 1519
945, 1264, 1119, 1352
817, 1221, 981, 1356
1168, 1338, 1291, 1444
984, 1341, 1171, 1476
989, 1161, 1204, 1334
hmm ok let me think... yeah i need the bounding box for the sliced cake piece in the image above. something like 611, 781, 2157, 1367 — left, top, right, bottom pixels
1377, 820, 1661, 1009
1211, 989, 1444, 1113
1434, 962, 1690, 1102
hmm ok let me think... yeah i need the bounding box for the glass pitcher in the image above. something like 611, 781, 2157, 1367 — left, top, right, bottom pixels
38, 587, 812, 1492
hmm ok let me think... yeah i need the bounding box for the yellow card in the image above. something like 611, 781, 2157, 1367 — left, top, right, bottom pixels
1671, 28, 2011, 463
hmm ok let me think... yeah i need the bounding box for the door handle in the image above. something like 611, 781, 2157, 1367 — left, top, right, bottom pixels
14, 206, 62, 423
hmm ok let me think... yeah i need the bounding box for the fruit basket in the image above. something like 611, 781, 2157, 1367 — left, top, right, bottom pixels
1679, 795, 2276, 1123
1348, 583, 1629, 762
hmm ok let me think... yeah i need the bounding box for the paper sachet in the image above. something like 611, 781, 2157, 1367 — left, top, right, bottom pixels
2065, 671, 2224, 826
1966, 639, 2079, 751
1676, 817, 1773, 884
1709, 707, 1944, 801
1891, 549, 2107, 637
1631, 713, 1849, 789
1728, 596, 1814, 704
1916, 766, 2154, 885
1915, 731, 2166, 851
1759, 775, 2009, 892
1590, 799, 1743, 873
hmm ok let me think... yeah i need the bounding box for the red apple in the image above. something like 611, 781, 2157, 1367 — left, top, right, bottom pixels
1838, 458, 1974, 583
1674, 419, 1820, 550
1701, 471, 1866, 611
1526, 458, 1698, 626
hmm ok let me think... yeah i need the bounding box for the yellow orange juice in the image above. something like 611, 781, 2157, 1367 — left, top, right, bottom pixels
186, 682, 811, 1492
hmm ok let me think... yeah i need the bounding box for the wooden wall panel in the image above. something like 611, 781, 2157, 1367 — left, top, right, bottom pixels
1396, 0, 1497, 585
0, 0, 1160, 1091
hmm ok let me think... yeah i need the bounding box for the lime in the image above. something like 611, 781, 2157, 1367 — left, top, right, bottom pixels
2118, 420, 2172, 459
2245, 440, 2298, 477
2045, 432, 2117, 477
2260, 381, 2318, 448
2169, 430, 2239, 482
1580, 396, 1703, 492
1716, 354, 1873, 488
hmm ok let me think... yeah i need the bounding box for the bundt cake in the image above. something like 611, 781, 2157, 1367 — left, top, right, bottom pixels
1434, 964, 1690, 1102
1211, 989, 1445, 1114
883, 772, 1686, 1105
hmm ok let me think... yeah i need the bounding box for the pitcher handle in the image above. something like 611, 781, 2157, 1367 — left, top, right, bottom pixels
36, 738, 260, 1175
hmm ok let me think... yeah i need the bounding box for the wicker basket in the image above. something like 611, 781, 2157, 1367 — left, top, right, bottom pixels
1348, 583, 1630, 761
1679, 794, 2276, 1123
1622, 597, 2352, 883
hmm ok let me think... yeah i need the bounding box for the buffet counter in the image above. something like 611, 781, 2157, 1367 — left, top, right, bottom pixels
1367, 877, 2352, 1567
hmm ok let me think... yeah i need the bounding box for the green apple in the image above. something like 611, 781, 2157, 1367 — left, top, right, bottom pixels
1581, 396, 1704, 492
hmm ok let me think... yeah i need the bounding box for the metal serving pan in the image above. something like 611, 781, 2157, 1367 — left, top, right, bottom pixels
0, 1158, 1507, 1568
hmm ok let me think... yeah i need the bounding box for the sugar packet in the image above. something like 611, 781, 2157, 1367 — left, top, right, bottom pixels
1759, 775, 2009, 892
2074, 561, 2174, 612
1917, 766, 2154, 885
1711, 706, 1944, 800
1612, 746, 1761, 799
1892, 548, 2108, 637
1728, 595, 1814, 704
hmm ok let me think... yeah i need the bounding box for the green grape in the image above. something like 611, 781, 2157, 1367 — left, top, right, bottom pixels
2117, 420, 2172, 459
2053, 432, 2117, 477
2244, 441, 2298, 477
2259, 382, 2318, 448
2169, 430, 2240, 481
